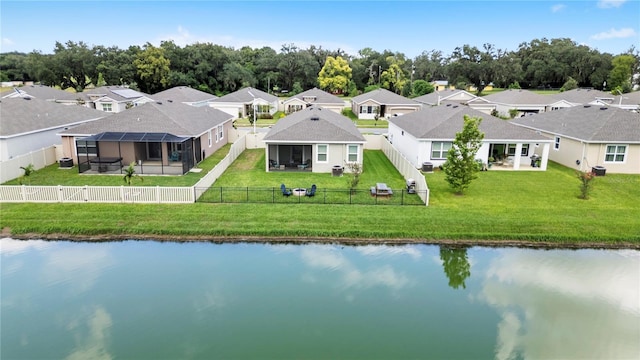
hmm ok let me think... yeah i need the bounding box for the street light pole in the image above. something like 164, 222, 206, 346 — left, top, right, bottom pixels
247, 90, 257, 134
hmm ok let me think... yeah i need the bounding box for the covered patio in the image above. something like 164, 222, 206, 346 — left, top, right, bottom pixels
266, 144, 313, 171
76, 132, 194, 175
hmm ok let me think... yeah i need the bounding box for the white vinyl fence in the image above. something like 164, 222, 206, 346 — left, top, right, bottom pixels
0, 185, 194, 203
0, 146, 58, 183
193, 134, 246, 199
381, 139, 429, 206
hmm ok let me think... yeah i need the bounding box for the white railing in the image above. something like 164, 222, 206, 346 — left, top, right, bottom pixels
0, 185, 194, 203
381, 139, 430, 206
194, 135, 246, 199
0, 146, 59, 183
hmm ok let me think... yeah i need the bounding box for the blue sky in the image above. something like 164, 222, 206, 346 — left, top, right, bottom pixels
1, 0, 638, 57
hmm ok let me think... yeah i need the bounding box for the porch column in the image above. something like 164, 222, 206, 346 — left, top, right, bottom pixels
540, 143, 551, 170
513, 143, 522, 170
265, 145, 270, 172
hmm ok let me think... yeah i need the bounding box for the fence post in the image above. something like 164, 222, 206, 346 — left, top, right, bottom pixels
21, 185, 26, 201
323, 188, 326, 204
246, 187, 249, 202
156, 186, 161, 203
83, 185, 89, 202
401, 189, 404, 205
58, 185, 63, 202
272, 187, 275, 203
219, 187, 223, 203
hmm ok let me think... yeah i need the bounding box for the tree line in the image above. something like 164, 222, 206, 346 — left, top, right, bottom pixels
1, 37, 637, 96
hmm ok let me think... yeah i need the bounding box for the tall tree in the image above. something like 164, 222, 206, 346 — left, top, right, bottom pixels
380, 55, 407, 94
439, 246, 471, 289
134, 43, 170, 93
446, 44, 495, 94
52, 41, 98, 91
318, 56, 352, 94
442, 115, 485, 194
608, 54, 636, 93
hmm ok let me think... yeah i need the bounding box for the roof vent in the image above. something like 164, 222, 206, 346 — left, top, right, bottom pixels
310, 116, 320, 121
446, 103, 452, 107
23, 97, 31, 100
156, 101, 162, 105
583, 105, 591, 108
600, 107, 608, 110
167, 99, 173, 103
452, 105, 458, 108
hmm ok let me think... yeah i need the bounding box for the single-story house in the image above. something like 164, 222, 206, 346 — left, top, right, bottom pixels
81, 86, 155, 113
551, 88, 616, 107
351, 88, 421, 120
59, 101, 234, 175
387, 104, 552, 170
263, 105, 366, 173
413, 89, 478, 107
152, 86, 218, 107
208, 87, 278, 119
1, 85, 84, 106
0, 97, 106, 161
512, 105, 640, 174
468, 89, 556, 117
431, 80, 454, 92
613, 90, 640, 111
281, 87, 345, 114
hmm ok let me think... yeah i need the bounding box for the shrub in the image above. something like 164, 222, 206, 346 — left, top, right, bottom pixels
576, 170, 596, 199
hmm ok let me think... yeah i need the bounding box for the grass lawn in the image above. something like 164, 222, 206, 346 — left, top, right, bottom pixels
1, 149, 639, 245
3, 143, 232, 187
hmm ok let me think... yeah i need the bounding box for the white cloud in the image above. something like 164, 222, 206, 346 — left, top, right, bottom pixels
591, 27, 637, 40
597, 0, 627, 8
2, 38, 14, 46
551, 4, 566, 13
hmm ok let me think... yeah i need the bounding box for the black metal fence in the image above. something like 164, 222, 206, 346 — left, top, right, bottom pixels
196, 187, 426, 206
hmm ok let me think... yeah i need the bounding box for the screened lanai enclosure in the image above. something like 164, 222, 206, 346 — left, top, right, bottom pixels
267, 144, 313, 171
76, 132, 195, 175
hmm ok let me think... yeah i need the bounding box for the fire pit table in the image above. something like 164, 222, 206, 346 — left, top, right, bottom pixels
292, 188, 306, 197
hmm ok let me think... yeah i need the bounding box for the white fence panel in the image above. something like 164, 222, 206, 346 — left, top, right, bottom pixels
381, 139, 430, 206
60, 186, 88, 202
0, 186, 24, 201
87, 186, 125, 203
0, 146, 57, 183
194, 135, 246, 198
158, 187, 194, 203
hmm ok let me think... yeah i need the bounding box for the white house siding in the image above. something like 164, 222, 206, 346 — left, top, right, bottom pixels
559, 136, 640, 174
353, 99, 382, 119
384, 105, 420, 118
0, 128, 65, 162
209, 103, 242, 119
388, 122, 423, 168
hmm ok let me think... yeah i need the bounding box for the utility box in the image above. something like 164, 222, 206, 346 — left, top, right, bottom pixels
592, 166, 606, 176
59, 157, 73, 168
422, 162, 433, 172
332, 165, 343, 177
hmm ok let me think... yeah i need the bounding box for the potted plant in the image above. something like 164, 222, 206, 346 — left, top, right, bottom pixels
487, 157, 494, 168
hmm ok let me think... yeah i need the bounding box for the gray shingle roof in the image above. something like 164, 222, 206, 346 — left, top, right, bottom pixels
551, 88, 615, 104
351, 88, 419, 106
152, 86, 218, 103
210, 87, 277, 103
0, 85, 81, 101
388, 104, 547, 141
0, 97, 106, 137
480, 89, 553, 105
59, 101, 233, 137
413, 90, 477, 106
511, 105, 640, 143
81, 86, 152, 102
263, 105, 365, 142
285, 87, 345, 105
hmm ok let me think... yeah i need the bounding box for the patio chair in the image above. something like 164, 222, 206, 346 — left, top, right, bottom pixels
305, 184, 316, 197
269, 159, 279, 168
170, 151, 180, 162
280, 184, 292, 197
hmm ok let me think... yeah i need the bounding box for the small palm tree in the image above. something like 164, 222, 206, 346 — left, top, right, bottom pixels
123, 162, 143, 186
19, 163, 35, 185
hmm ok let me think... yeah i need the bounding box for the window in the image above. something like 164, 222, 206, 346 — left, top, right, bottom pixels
521, 144, 530, 156
347, 144, 358, 162
507, 144, 517, 156
554, 136, 561, 150
218, 125, 224, 141
76, 139, 97, 156
101, 103, 112, 112
208, 130, 212, 147
605, 145, 626, 163
317, 144, 328, 162
431, 142, 452, 159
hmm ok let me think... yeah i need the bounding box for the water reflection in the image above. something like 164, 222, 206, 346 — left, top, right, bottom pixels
439, 246, 471, 289
66, 306, 113, 360
480, 249, 640, 360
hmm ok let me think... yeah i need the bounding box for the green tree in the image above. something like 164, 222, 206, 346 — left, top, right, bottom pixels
446, 44, 495, 95
411, 79, 434, 97
607, 54, 636, 93
561, 76, 578, 91
19, 164, 35, 185
134, 43, 170, 93
51, 41, 98, 91
123, 162, 143, 186
442, 115, 485, 194
439, 246, 471, 289
380, 55, 407, 94
318, 56, 352, 94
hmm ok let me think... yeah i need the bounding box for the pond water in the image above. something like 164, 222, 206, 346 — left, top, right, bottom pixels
1, 239, 638, 359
